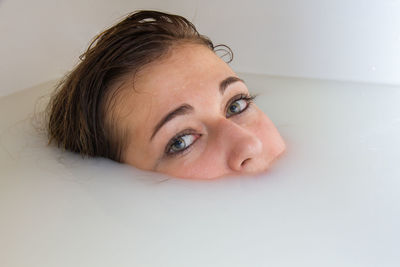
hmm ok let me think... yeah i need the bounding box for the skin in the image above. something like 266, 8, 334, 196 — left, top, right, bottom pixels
115, 43, 286, 179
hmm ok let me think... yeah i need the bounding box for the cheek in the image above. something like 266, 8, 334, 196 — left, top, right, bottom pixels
161, 155, 227, 179
157, 143, 229, 179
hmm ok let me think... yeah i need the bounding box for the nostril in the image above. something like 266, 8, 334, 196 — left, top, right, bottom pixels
241, 158, 250, 167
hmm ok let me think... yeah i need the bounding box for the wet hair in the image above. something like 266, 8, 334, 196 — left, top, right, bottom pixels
46, 10, 233, 163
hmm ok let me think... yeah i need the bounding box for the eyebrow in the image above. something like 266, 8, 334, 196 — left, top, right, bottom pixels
219, 76, 245, 95
150, 76, 245, 141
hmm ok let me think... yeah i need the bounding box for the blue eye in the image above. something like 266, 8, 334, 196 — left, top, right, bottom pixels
226, 98, 250, 117
226, 93, 256, 118
167, 134, 196, 154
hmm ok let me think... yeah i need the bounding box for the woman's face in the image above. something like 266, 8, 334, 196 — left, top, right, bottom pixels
115, 43, 286, 179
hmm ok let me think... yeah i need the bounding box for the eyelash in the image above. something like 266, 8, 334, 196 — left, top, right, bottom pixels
164, 93, 257, 158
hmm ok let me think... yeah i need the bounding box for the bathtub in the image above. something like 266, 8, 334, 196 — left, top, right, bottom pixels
1, 73, 399, 266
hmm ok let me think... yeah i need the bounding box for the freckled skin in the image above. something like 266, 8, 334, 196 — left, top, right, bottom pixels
116, 43, 286, 179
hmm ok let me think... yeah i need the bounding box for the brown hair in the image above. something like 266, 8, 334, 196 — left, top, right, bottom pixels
46, 10, 233, 163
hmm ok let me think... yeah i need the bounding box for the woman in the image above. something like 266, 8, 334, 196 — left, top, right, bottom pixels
46, 10, 286, 179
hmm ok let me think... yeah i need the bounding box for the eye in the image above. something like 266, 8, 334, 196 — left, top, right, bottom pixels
226, 94, 256, 118
165, 132, 200, 157
227, 99, 247, 116
170, 135, 194, 153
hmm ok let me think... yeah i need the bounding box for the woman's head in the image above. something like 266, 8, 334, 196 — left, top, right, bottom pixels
47, 10, 286, 179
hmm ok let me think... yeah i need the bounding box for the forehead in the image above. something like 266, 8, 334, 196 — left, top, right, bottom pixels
119, 44, 233, 114
135, 43, 232, 95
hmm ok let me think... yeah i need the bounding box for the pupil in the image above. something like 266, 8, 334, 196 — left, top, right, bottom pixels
230, 103, 239, 113
173, 138, 184, 150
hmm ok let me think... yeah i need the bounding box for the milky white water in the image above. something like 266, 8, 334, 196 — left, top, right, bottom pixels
1, 73, 399, 267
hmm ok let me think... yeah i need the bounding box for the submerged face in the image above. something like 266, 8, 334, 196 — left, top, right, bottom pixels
114, 43, 286, 179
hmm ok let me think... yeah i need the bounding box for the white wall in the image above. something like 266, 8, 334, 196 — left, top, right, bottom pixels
1, 0, 399, 97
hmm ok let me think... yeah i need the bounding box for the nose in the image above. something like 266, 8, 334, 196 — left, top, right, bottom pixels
215, 119, 264, 173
